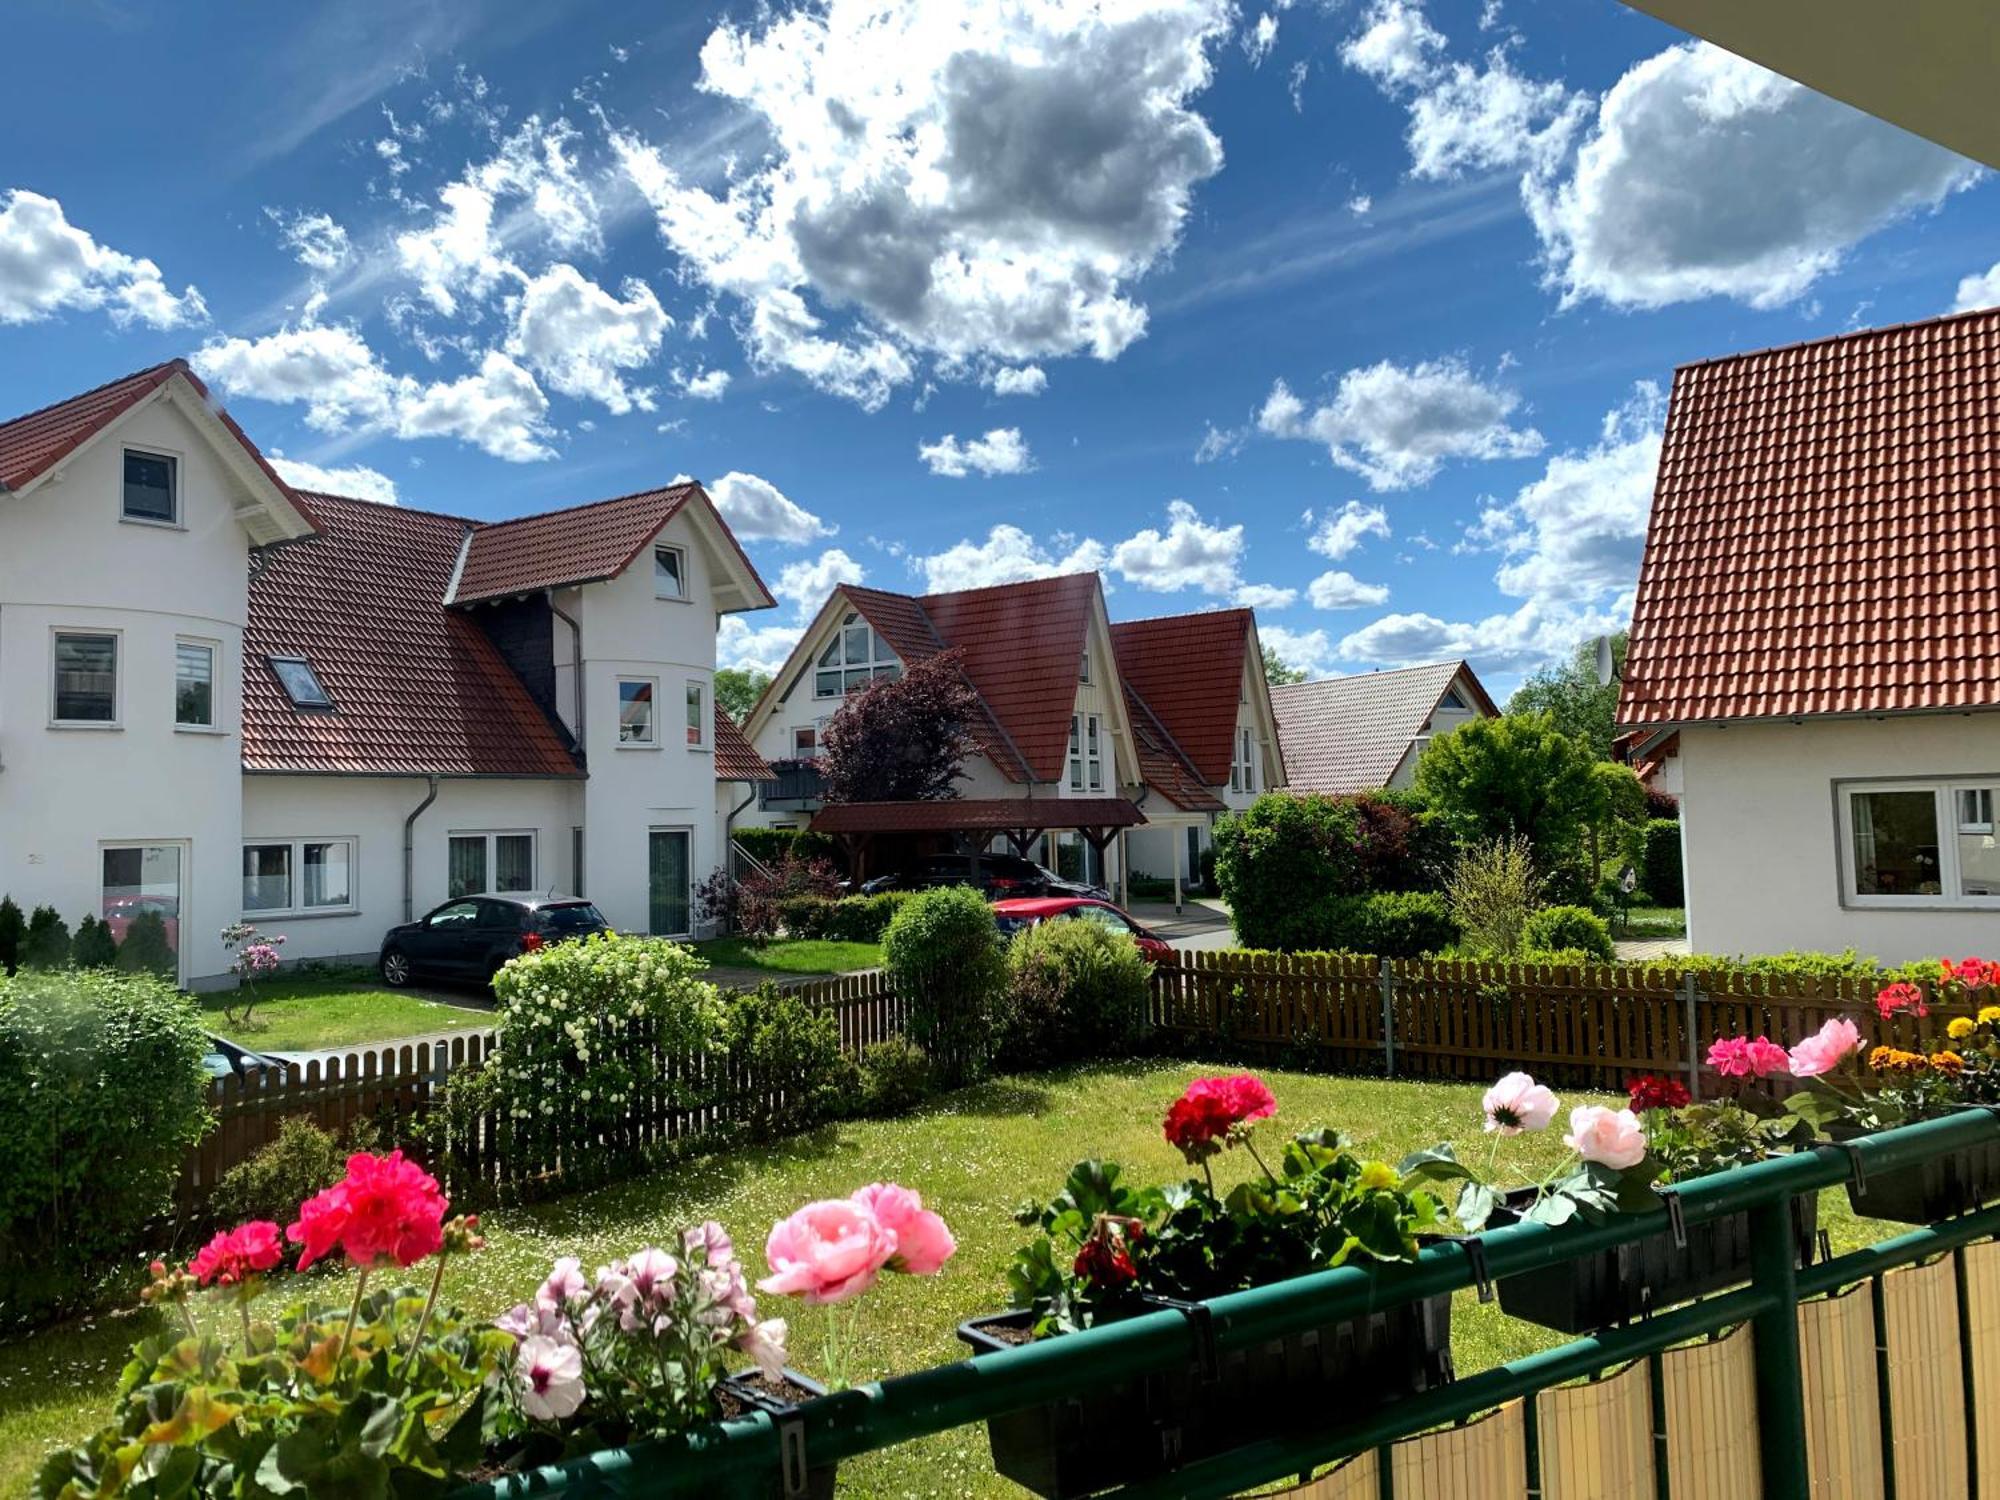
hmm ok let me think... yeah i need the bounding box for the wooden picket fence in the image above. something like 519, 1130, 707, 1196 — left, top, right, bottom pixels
1148, 949, 1957, 1092
176, 971, 906, 1213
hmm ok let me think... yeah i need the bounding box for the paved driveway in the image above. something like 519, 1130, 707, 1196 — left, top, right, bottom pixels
1128, 898, 1235, 951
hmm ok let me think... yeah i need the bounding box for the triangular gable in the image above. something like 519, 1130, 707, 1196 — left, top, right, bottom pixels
1271, 659, 1479, 795
1109, 610, 1252, 786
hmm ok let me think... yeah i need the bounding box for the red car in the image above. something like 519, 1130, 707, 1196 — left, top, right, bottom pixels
991, 897, 1175, 964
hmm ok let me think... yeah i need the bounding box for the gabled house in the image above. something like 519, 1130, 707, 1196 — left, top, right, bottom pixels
0, 361, 774, 986
1270, 660, 1496, 795
738, 577, 1282, 896
1618, 305, 2000, 960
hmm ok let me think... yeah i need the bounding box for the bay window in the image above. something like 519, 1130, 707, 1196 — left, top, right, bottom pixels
618, 678, 657, 744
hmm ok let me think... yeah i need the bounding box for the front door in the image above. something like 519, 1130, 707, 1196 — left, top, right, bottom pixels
649, 828, 691, 937
102, 842, 187, 987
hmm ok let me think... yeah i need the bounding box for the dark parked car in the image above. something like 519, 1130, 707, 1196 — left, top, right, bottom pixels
860, 853, 1109, 901
378, 894, 609, 988
202, 1032, 292, 1081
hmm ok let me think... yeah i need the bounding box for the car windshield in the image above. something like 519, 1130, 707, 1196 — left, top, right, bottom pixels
538, 903, 607, 933
993, 915, 1036, 937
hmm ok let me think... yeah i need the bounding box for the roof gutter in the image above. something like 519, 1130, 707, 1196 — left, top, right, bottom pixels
402, 775, 440, 923
547, 590, 586, 760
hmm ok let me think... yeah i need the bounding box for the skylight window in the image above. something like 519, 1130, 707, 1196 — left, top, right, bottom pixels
270, 655, 334, 711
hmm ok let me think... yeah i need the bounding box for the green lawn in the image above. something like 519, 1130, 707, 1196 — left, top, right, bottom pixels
0, 1061, 1896, 1496
199, 971, 491, 1052
690, 936, 884, 976
1617, 905, 1688, 940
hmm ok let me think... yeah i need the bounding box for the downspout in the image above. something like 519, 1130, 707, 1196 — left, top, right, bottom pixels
402, 776, 440, 923
547, 591, 585, 754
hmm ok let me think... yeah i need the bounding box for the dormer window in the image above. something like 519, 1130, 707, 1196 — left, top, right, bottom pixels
122, 450, 177, 524
270, 655, 334, 711
654, 545, 686, 600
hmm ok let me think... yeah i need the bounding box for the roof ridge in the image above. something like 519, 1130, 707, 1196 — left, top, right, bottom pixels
1271, 659, 1464, 691
914, 570, 1099, 607
1111, 606, 1253, 631
0, 357, 182, 432
292, 489, 479, 525
1675, 302, 2000, 376
471, 479, 699, 534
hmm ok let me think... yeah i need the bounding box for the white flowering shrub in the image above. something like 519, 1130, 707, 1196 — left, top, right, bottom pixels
487, 934, 726, 1185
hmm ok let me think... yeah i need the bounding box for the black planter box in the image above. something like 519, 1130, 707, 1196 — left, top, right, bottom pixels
718, 1368, 837, 1500
1831, 1119, 2000, 1223
1488, 1187, 1818, 1335
956, 1294, 1453, 1500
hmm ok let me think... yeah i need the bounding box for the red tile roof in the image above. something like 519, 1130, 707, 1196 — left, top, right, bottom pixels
810, 796, 1145, 835
841, 574, 1100, 783
453, 484, 699, 605
1620, 306, 2000, 729
1110, 610, 1251, 786
714, 713, 773, 782
246, 492, 581, 777
1272, 661, 1488, 794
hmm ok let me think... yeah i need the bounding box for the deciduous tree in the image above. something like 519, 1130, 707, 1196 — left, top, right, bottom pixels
1414, 712, 1599, 868
820, 651, 981, 804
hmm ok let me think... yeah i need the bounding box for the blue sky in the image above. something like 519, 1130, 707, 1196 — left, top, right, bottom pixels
4, 0, 1994, 697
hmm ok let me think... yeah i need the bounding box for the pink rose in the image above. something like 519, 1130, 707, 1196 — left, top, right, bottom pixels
1482, 1071, 1559, 1135
852, 1182, 956, 1276
760, 1199, 897, 1305
1789, 1017, 1861, 1078
1563, 1105, 1647, 1170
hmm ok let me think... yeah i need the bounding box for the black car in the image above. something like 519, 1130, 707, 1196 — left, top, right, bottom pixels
860, 853, 1109, 901
378, 894, 609, 987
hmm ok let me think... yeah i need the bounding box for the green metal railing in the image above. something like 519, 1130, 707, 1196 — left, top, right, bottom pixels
459, 1109, 2000, 1500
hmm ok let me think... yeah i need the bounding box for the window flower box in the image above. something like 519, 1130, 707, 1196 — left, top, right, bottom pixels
1828, 1117, 2000, 1223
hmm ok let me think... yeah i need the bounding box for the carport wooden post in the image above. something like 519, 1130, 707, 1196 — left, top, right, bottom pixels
1172, 829, 1184, 915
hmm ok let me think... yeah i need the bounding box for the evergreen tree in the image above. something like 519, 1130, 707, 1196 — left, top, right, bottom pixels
71, 914, 119, 968
20, 906, 72, 969
0, 895, 23, 975
115, 910, 177, 979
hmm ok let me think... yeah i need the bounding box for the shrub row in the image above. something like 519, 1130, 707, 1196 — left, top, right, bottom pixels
731, 826, 840, 869
775, 891, 914, 943
0, 895, 175, 977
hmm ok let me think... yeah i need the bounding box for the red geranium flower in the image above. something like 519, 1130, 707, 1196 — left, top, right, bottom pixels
1162, 1074, 1277, 1163
1073, 1216, 1143, 1290
1876, 981, 1929, 1020
1942, 958, 1998, 991
1625, 1075, 1690, 1113
287, 1151, 449, 1271
189, 1221, 285, 1287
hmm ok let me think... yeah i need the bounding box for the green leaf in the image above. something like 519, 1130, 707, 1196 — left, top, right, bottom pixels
1455, 1181, 1498, 1233
1397, 1143, 1477, 1189
1524, 1193, 1577, 1227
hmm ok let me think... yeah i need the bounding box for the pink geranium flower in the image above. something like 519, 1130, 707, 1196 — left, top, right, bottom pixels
1789, 1017, 1861, 1078
1706, 1035, 1790, 1079
851, 1183, 957, 1276
1563, 1105, 1647, 1170
286, 1151, 449, 1271
1482, 1072, 1559, 1135
189, 1221, 285, 1288
759, 1199, 898, 1305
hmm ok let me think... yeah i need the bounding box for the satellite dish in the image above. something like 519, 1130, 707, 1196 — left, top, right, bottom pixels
1594, 635, 1616, 687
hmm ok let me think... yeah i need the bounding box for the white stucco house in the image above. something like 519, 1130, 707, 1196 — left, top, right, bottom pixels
1618, 305, 2000, 961
736, 575, 1282, 898
0, 359, 775, 988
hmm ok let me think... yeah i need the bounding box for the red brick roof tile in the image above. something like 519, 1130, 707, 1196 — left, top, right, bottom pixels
245, 493, 580, 778
453, 484, 698, 604
1111, 610, 1251, 785
714, 713, 773, 782
810, 796, 1144, 835
1620, 306, 2000, 729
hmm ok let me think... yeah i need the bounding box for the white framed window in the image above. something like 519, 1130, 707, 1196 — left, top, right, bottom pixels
1232, 728, 1255, 793
122, 449, 178, 525
654, 545, 686, 600
242, 838, 356, 915
617, 678, 657, 745
52, 630, 119, 726
176, 639, 217, 729
1069, 713, 1103, 792
1840, 779, 2000, 905
1080, 648, 1091, 684
269, 654, 334, 711
686, 681, 707, 748
448, 831, 536, 898
813, 612, 901, 697
792, 725, 819, 758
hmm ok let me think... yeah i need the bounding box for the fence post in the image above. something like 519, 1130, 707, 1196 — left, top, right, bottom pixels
1379, 957, 1396, 1079
1681, 971, 1701, 1102
1747, 1193, 1810, 1500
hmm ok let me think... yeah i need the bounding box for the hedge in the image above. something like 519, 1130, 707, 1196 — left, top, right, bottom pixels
775, 892, 914, 943
1636, 818, 1684, 906
1521, 905, 1615, 962
733, 826, 840, 870
1213, 795, 1365, 949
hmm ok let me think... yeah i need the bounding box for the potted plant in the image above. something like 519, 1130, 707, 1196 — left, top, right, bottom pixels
1403, 1065, 1815, 1335
958, 1075, 1452, 1500
1787, 960, 2000, 1223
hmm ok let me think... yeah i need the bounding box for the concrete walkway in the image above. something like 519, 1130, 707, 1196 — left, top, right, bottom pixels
1129, 898, 1235, 951
1615, 937, 1690, 961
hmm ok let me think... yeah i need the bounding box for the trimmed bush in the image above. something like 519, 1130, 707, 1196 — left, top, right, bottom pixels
1326, 890, 1460, 958
0, 968, 212, 1328
70, 914, 118, 969
857, 1036, 935, 1116
210, 1115, 351, 1228
1637, 819, 1685, 906
883, 885, 1007, 1086
1002, 918, 1152, 1066
20, 905, 71, 970
724, 983, 858, 1138
774, 891, 912, 943
1521, 905, 1615, 962
1213, 794, 1366, 950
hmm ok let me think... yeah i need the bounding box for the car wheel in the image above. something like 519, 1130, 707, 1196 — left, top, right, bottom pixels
380, 948, 413, 987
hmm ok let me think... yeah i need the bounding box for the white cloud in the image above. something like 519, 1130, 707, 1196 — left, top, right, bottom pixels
1260, 624, 1337, 678
193, 324, 556, 462
676, 367, 732, 400
774, 547, 867, 618
504, 264, 668, 414
717, 545, 867, 671
273, 210, 351, 274
915, 525, 1109, 593
717, 614, 817, 676
1244, 13, 1278, 67
1307, 500, 1391, 559
988, 364, 1048, 397
1525, 42, 1979, 310
1260, 360, 1542, 490
1194, 422, 1245, 463
1234, 582, 1297, 609
919, 427, 1035, 477
707, 470, 834, 544
1307, 569, 1390, 609
1341, 0, 1444, 92
396, 117, 600, 317
1346, 194, 1372, 217
1337, 596, 1625, 674
0, 189, 206, 328
612, 0, 1230, 405
1404, 49, 1585, 180
1952, 262, 2000, 313
266, 454, 400, 505
1108, 498, 1244, 594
